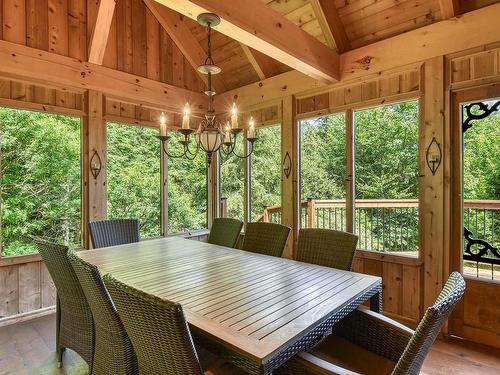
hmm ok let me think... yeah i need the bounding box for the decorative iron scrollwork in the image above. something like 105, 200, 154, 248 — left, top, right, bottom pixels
425, 137, 442, 176
462, 100, 500, 133
463, 227, 500, 265
283, 152, 291, 179
90, 149, 102, 180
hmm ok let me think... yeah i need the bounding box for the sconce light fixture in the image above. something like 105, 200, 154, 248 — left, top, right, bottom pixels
426, 137, 442, 176
90, 149, 102, 179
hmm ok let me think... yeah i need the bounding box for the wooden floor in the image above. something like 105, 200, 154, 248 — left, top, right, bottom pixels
1, 314, 499, 375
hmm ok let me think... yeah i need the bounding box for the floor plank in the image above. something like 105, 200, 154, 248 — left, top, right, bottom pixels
0, 314, 499, 375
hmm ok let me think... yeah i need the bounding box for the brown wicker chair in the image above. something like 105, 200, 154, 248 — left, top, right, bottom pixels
68, 252, 138, 375
276, 272, 466, 375
241, 222, 291, 257
89, 219, 140, 249
296, 228, 358, 271
103, 274, 244, 375
208, 218, 243, 248
28, 236, 94, 370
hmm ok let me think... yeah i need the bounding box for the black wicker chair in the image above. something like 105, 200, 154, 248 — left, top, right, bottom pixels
28, 236, 94, 371
208, 218, 243, 248
89, 219, 140, 249
276, 272, 466, 375
103, 274, 244, 375
241, 222, 291, 257
296, 228, 358, 271
68, 252, 138, 375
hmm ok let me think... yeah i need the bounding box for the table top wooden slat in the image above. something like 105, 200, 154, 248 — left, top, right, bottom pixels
78, 237, 381, 364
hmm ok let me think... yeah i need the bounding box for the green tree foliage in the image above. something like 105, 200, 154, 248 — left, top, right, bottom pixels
107, 123, 161, 238
167, 132, 207, 233
0, 108, 81, 256
220, 134, 244, 221
251, 125, 281, 221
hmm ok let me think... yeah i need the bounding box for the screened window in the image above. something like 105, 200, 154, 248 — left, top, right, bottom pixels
0, 108, 81, 256
220, 134, 245, 221
354, 100, 419, 255
250, 125, 281, 223
167, 132, 207, 233
107, 122, 161, 238
300, 113, 346, 229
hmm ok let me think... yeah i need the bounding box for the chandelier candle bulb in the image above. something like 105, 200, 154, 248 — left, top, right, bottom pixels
224, 123, 232, 143
248, 117, 256, 139
182, 104, 190, 130
159, 112, 167, 137
231, 104, 238, 129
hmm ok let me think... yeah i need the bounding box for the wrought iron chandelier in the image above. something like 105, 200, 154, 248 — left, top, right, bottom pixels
157, 13, 257, 165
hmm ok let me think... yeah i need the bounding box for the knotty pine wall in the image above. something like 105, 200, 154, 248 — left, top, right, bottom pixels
0, 0, 205, 92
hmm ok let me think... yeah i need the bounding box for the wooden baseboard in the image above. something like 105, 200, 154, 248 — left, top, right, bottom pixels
0, 306, 55, 328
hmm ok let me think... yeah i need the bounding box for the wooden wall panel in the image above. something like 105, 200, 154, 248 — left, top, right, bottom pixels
297, 67, 422, 117
449, 47, 500, 88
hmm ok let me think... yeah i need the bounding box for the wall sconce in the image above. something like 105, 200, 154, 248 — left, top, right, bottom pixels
283, 152, 291, 179
90, 149, 102, 179
426, 137, 442, 176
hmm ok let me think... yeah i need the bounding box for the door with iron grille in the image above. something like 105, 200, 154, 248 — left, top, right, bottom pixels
450, 84, 500, 348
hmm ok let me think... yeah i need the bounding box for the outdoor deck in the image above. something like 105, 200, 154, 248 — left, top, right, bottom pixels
1, 314, 499, 375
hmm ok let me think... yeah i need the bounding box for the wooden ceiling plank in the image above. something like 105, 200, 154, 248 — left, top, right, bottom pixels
88, 0, 117, 65
152, 0, 340, 82
310, 0, 351, 53
215, 2, 500, 108
143, 0, 226, 93
439, 0, 460, 19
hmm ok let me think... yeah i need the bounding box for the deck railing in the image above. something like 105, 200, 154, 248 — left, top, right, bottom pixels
254, 199, 499, 276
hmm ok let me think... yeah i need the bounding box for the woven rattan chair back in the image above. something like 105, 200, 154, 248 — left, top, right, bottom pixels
68, 252, 138, 375
241, 222, 291, 257
103, 274, 203, 375
27, 236, 94, 369
392, 272, 466, 375
89, 219, 140, 249
296, 228, 358, 271
208, 218, 243, 248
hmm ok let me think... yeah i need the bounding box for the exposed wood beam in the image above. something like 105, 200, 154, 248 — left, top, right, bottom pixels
152, 0, 340, 82
215, 2, 500, 108
88, 0, 117, 64
0, 40, 207, 113
143, 0, 226, 93
240, 43, 266, 80
310, 0, 351, 53
439, 0, 460, 19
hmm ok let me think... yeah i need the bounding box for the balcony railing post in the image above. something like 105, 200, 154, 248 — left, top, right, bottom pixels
307, 198, 316, 228
262, 206, 269, 222
220, 197, 228, 218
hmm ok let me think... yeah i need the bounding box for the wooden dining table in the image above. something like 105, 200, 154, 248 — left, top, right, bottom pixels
77, 237, 382, 374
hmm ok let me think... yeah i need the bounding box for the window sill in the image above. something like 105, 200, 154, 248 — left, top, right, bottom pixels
354, 249, 422, 266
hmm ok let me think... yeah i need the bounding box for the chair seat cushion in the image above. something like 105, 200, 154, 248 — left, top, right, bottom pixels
311, 335, 396, 375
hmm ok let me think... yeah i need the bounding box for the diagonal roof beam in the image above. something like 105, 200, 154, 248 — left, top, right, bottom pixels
88, 0, 117, 64
240, 43, 282, 80
310, 0, 351, 53
152, 0, 340, 82
144, 0, 226, 93
439, 0, 460, 19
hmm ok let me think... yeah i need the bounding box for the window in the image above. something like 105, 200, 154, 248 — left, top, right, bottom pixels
0, 108, 81, 256
107, 122, 161, 238
220, 134, 245, 221
300, 113, 346, 229
354, 100, 419, 255
250, 125, 281, 223
167, 132, 207, 233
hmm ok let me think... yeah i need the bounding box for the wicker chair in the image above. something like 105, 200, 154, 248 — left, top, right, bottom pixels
208, 218, 243, 248
103, 274, 244, 375
68, 252, 138, 375
276, 272, 466, 375
296, 228, 358, 271
241, 222, 291, 257
89, 219, 140, 249
27, 236, 94, 370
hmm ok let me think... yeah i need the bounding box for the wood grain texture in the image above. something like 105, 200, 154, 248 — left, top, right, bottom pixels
78, 237, 381, 367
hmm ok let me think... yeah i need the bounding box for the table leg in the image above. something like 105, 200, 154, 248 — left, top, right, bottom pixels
369, 291, 382, 312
